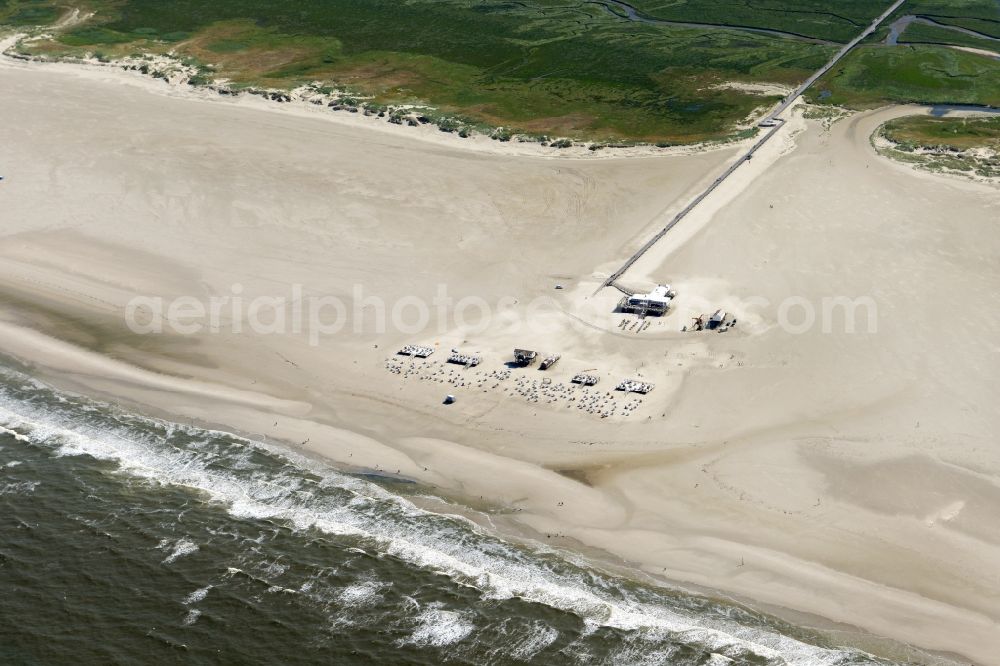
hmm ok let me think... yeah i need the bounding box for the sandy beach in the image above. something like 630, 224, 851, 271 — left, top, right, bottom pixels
1, 42, 999, 664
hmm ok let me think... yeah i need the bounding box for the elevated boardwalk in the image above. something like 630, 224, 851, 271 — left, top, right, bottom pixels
599, 0, 907, 291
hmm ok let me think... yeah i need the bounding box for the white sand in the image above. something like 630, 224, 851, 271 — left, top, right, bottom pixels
1, 48, 999, 664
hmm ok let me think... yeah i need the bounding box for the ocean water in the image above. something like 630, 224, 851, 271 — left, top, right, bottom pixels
0, 362, 910, 665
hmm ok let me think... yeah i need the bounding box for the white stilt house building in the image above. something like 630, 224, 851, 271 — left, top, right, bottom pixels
618, 284, 676, 317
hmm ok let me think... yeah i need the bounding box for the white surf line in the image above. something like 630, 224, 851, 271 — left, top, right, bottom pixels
0, 425, 31, 442
600, 0, 908, 290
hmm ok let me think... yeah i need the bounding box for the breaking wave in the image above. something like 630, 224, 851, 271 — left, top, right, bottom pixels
0, 365, 891, 666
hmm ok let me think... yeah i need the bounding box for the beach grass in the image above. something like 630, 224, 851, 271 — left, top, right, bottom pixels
876, 114, 1000, 178
4, 1, 1000, 142
4, 0, 841, 143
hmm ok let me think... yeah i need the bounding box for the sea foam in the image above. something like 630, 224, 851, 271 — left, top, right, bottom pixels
0, 369, 883, 666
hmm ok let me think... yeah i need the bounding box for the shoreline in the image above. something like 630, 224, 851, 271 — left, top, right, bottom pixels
0, 29, 759, 162
870, 111, 1000, 184
2, 40, 999, 665
0, 330, 961, 666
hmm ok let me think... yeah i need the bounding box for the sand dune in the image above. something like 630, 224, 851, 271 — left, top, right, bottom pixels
1, 50, 999, 664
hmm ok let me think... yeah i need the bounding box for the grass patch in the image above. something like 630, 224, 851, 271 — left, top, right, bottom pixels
59, 27, 137, 46
881, 114, 1000, 151
809, 44, 1000, 108
887, 0, 1000, 39
933, 16, 1000, 39
177, 20, 343, 84
6, 1, 996, 143
7, 0, 839, 143
628, 0, 888, 42
0, 0, 60, 25
899, 20, 1000, 53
